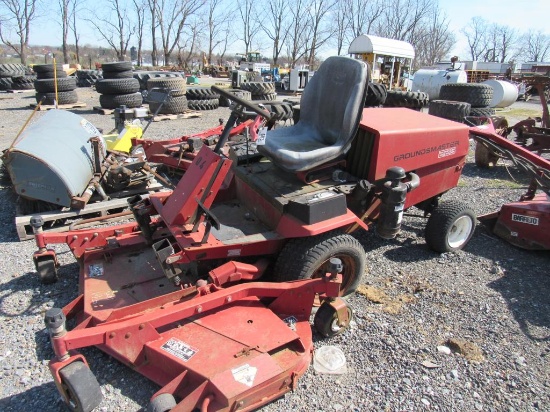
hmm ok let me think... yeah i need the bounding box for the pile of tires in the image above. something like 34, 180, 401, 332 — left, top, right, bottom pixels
0, 63, 36, 91
383, 90, 429, 110
364, 82, 387, 107
76, 70, 103, 87
134, 71, 183, 92
240, 82, 277, 101
438, 83, 495, 117
33, 64, 78, 105
428, 100, 471, 123
218, 89, 252, 107
96, 61, 142, 109
254, 100, 294, 122
186, 87, 220, 111
147, 77, 188, 114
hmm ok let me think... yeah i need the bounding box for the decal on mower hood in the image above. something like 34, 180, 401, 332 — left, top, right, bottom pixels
161, 338, 198, 362
511, 213, 539, 225
393, 141, 460, 162
232, 363, 257, 387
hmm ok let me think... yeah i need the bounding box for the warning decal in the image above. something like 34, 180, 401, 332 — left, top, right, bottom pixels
231, 363, 257, 387
161, 338, 198, 362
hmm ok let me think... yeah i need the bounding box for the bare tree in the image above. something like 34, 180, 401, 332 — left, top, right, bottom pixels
176, 18, 201, 70
345, 0, 384, 40
519, 30, 550, 62
69, 0, 83, 64
153, 0, 205, 65
413, 5, 454, 67
237, 0, 261, 55
147, 0, 158, 65
58, 0, 70, 63
204, 0, 230, 65
333, 5, 348, 55
0, 0, 39, 65
260, 0, 289, 66
376, 0, 435, 42
496, 25, 517, 63
461, 17, 490, 61
87, 0, 135, 61
132, 0, 146, 65
304, 0, 337, 66
285, 0, 310, 67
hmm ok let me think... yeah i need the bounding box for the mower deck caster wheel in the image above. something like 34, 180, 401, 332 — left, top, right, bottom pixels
314, 301, 353, 338
36, 257, 58, 284
425, 200, 476, 253
58, 361, 102, 412
148, 393, 177, 412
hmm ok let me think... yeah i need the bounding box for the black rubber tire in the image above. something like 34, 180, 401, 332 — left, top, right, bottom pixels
428, 100, 471, 122
187, 98, 219, 111
147, 393, 176, 412
384, 90, 429, 109
0, 77, 13, 90
149, 95, 188, 114
439, 83, 494, 107
185, 87, 220, 100
99, 92, 143, 109
273, 231, 366, 296
469, 107, 496, 117
101, 61, 133, 72
314, 302, 353, 338
251, 92, 277, 101
32, 64, 64, 73
34, 77, 77, 93
36, 70, 68, 79
146, 77, 187, 96
102, 70, 133, 79
425, 200, 476, 253
0, 63, 25, 78
11, 77, 36, 90
254, 101, 293, 121
36, 90, 78, 105
364, 82, 387, 106
218, 89, 252, 106
59, 361, 103, 412
36, 257, 58, 284
292, 105, 300, 124
95, 78, 140, 95
240, 81, 276, 95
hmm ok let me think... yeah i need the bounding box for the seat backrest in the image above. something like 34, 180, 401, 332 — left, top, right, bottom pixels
300, 56, 368, 145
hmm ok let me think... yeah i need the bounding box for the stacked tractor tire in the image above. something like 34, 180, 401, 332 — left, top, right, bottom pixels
382, 89, 429, 110
185, 87, 220, 111
364, 82, 387, 107
33, 64, 78, 105
429, 83, 494, 122
76, 70, 103, 87
96, 62, 142, 110
147, 77, 188, 114
0, 64, 36, 91
240, 82, 277, 101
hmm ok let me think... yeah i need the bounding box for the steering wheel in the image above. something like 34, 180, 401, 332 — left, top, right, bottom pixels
211, 85, 274, 121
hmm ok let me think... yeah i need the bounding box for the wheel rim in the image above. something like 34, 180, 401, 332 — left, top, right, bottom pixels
447, 215, 473, 249
312, 254, 357, 296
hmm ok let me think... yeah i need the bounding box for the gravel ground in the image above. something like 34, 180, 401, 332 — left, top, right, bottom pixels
0, 82, 548, 412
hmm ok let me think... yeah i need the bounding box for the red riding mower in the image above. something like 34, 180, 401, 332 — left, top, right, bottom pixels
31, 56, 475, 411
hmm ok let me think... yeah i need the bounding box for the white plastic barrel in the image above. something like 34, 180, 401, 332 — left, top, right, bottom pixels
482, 79, 518, 108
411, 69, 467, 100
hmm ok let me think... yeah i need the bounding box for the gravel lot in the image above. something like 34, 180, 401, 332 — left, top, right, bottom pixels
0, 82, 548, 412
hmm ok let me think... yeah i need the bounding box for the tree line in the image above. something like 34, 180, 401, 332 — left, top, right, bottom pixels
0, 0, 548, 70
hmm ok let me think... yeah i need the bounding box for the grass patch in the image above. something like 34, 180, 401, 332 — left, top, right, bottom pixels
503, 107, 542, 119
485, 178, 524, 189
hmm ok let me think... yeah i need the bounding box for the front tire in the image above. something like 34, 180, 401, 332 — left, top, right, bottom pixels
314, 301, 353, 338
425, 200, 476, 252
273, 232, 366, 296
59, 361, 102, 412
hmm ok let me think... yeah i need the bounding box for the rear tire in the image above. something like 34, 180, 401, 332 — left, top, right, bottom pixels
439, 83, 493, 107
59, 361, 102, 412
425, 200, 476, 252
273, 232, 366, 296
147, 393, 176, 412
36, 257, 58, 284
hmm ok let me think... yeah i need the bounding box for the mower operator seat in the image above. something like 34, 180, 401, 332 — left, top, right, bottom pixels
257, 56, 368, 172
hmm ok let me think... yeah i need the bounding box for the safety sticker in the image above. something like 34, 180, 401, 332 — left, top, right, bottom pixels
88, 264, 104, 277
80, 119, 101, 136
256, 127, 268, 146
161, 338, 198, 362
512, 214, 539, 225
231, 363, 257, 387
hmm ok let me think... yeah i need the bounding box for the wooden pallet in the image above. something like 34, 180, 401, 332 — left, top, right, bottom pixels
150, 110, 202, 122
6, 89, 34, 93
15, 183, 165, 241
30, 102, 87, 111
